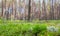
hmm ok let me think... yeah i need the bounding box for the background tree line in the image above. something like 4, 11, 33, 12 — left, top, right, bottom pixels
0, 0, 60, 20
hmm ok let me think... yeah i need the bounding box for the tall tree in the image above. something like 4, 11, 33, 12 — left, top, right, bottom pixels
58, 0, 60, 19
50, 0, 54, 20
14, 0, 17, 20
1, 0, 6, 18
54, 0, 58, 20
31, 0, 36, 20
6, 0, 9, 20
11, 0, 17, 20
28, 0, 31, 21
42, 0, 47, 20
38, 0, 41, 20
46, 0, 51, 20
1, 0, 3, 17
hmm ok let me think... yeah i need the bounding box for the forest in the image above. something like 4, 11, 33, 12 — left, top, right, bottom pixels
0, 0, 60, 20
0, 0, 60, 36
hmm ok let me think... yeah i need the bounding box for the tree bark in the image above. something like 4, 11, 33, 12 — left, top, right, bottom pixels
28, 0, 31, 21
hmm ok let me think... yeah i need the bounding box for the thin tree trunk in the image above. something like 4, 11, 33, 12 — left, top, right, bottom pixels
28, 0, 31, 21
51, 0, 54, 20
39, 0, 41, 20
2, 0, 3, 17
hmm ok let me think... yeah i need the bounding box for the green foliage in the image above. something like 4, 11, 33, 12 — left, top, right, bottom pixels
32, 24, 47, 34
0, 20, 60, 36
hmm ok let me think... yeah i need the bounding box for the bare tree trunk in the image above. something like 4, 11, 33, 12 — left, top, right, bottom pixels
12, 0, 15, 20
14, 0, 17, 20
28, 0, 31, 21
6, 0, 9, 20
42, 0, 47, 20
1, 0, 3, 17
54, 0, 58, 20
39, 0, 41, 20
51, 0, 54, 20
49, 0, 54, 20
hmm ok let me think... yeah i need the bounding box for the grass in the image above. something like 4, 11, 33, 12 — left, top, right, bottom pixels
0, 19, 60, 36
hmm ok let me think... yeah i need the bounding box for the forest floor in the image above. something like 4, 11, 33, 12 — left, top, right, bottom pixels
0, 19, 60, 36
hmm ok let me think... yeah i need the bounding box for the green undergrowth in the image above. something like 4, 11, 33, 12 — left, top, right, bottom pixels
0, 19, 60, 36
